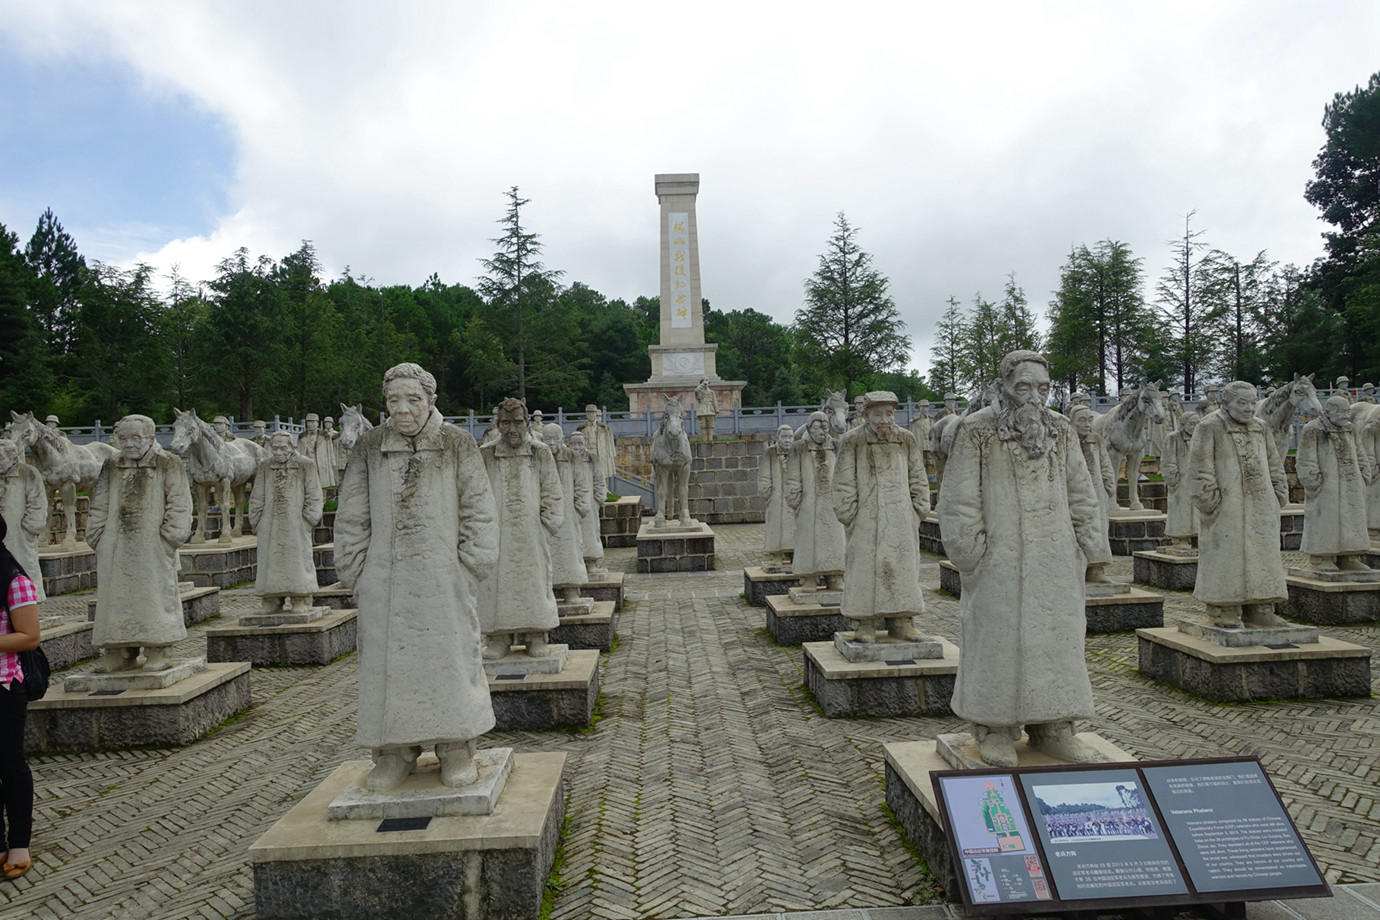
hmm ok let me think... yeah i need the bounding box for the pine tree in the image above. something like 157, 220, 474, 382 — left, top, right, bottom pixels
1157, 212, 1222, 393
928, 296, 967, 396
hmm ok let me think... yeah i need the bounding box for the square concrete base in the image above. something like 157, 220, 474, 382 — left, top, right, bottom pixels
313, 583, 356, 609
803, 638, 959, 717
64, 657, 206, 693
1107, 510, 1167, 555
1133, 549, 1199, 591
482, 645, 570, 678
1281, 575, 1380, 625
327, 749, 515, 821
206, 608, 358, 666
764, 594, 849, 646
250, 752, 565, 920
883, 735, 1134, 900
938, 560, 961, 596
636, 522, 715, 573
918, 514, 945, 556
1137, 627, 1372, 702
742, 565, 803, 607
38, 543, 96, 596
581, 572, 625, 611
599, 495, 642, 547
1086, 585, 1164, 632
489, 649, 600, 730
25, 661, 252, 752
179, 534, 258, 588
39, 619, 95, 670
87, 585, 221, 626
549, 600, 616, 652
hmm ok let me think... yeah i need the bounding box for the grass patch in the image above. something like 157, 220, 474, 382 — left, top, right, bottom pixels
539, 810, 574, 920
323, 499, 339, 512
881, 802, 946, 904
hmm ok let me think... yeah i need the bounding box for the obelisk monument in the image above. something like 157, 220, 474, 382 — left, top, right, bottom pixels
623, 173, 745, 415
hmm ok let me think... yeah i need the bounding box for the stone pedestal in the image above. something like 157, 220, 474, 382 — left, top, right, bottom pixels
1280, 504, 1305, 551
327, 749, 514, 821
764, 594, 848, 646
1137, 626, 1372, 702
549, 600, 617, 652
883, 734, 1135, 899
1133, 549, 1199, 591
742, 565, 802, 607
788, 583, 842, 607
1084, 584, 1165, 632
87, 584, 221, 627
803, 637, 959, 718
1280, 573, 1380, 625
938, 560, 961, 596
581, 571, 625, 611
313, 543, 336, 586
917, 513, 944, 556
314, 582, 356, 609
599, 496, 642, 548
250, 752, 565, 920
25, 661, 252, 752
313, 510, 335, 548
1107, 510, 1167, 555
39, 619, 96, 670
635, 521, 715, 573
489, 648, 600, 730
206, 608, 358, 666
37, 542, 96, 596
687, 439, 767, 524
1116, 480, 1167, 512
179, 534, 257, 588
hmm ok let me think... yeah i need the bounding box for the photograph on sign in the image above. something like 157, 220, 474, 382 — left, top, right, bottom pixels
1020, 770, 1189, 900
1141, 761, 1325, 895
936, 774, 1051, 906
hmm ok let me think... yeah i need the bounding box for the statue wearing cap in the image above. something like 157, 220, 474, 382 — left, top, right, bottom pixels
298, 412, 338, 489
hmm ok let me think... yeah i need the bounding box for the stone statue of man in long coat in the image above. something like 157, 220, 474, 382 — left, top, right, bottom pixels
785, 412, 846, 592
0, 439, 48, 603
1161, 411, 1201, 551
1296, 395, 1375, 572
938, 351, 1102, 768
757, 424, 796, 557
248, 431, 323, 612
576, 404, 617, 495
1069, 406, 1115, 583
334, 363, 500, 792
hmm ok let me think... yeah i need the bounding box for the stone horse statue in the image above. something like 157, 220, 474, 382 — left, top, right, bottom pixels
651, 394, 693, 526
338, 403, 375, 475
796, 390, 849, 441
1093, 380, 1166, 512
930, 381, 996, 490
170, 408, 266, 543
8, 410, 118, 547
1257, 373, 1323, 460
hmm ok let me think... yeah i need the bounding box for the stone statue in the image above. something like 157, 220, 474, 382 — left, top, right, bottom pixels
1161, 411, 1201, 552
908, 401, 936, 477
1360, 383, 1378, 404
576, 404, 616, 496
541, 423, 590, 604
1335, 375, 1352, 402
785, 411, 846, 593
44, 415, 60, 429
1296, 396, 1376, 573
1069, 391, 1092, 410
248, 432, 324, 613
567, 431, 605, 573
478, 398, 562, 660
298, 413, 339, 490
1359, 413, 1380, 542
1189, 380, 1290, 628
758, 425, 796, 559
937, 392, 958, 420
1069, 406, 1115, 583
694, 378, 718, 441
0, 439, 48, 604
334, 362, 500, 791
251, 420, 270, 448
848, 395, 866, 429
212, 415, 237, 441
938, 350, 1102, 767
833, 392, 927, 642
1201, 383, 1221, 415
651, 395, 693, 526
529, 409, 545, 442
86, 415, 194, 672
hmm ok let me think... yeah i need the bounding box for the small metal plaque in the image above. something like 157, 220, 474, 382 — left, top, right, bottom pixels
496, 673, 526, 681
1264, 643, 1299, 650
885, 659, 915, 666
376, 816, 431, 833
820, 601, 841, 607
89, 689, 126, 697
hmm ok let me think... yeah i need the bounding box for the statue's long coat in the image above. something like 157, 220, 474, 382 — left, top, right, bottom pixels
571, 448, 604, 563
1161, 430, 1198, 539
335, 410, 499, 748
1077, 431, 1115, 566
1189, 412, 1288, 606
785, 437, 846, 576
248, 453, 323, 596
299, 428, 339, 489
1296, 420, 1372, 556
0, 460, 49, 602
575, 419, 617, 493
833, 426, 927, 619
478, 437, 562, 634
757, 443, 795, 554
938, 407, 1100, 728
548, 445, 590, 587
1359, 420, 1380, 529
87, 447, 193, 647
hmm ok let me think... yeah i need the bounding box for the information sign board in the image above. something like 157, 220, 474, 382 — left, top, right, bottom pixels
932, 757, 1327, 915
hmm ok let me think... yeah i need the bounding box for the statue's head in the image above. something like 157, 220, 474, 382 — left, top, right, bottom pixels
252, 420, 267, 434
916, 399, 931, 411
269, 431, 295, 463
1069, 405, 1094, 438
1336, 375, 1351, 391
569, 431, 587, 453
115, 415, 157, 462
997, 350, 1054, 458
494, 397, 528, 448
1324, 395, 1353, 429
806, 411, 830, 446
1221, 381, 1258, 425
1119, 387, 1134, 402
943, 392, 958, 410
382, 363, 437, 438
305, 413, 319, 431
0, 438, 19, 474
861, 391, 899, 441
1204, 383, 1221, 405
542, 422, 564, 452
324, 416, 334, 428
585, 404, 602, 425
44, 415, 59, 428
775, 424, 794, 450
1180, 410, 1201, 440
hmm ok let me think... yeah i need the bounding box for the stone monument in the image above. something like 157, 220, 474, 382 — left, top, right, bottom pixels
1295, 396, 1375, 574
576, 404, 616, 495
212, 415, 237, 441
247, 432, 324, 614
542, 423, 591, 611
757, 424, 796, 561
786, 411, 846, 598
0, 439, 47, 603
567, 431, 605, 575
251, 420, 270, 448
907, 400, 935, 477
298, 413, 338, 490
650, 394, 693, 527
1162, 410, 1201, 553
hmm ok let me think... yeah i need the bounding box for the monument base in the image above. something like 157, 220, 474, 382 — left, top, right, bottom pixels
482, 644, 570, 678
87, 584, 221, 627
1085, 585, 1164, 632
179, 534, 257, 588
636, 521, 715, 573
581, 571, 625, 611
39, 619, 95, 670
250, 752, 565, 920
38, 541, 96, 596
326, 749, 514, 821
25, 661, 252, 752
206, 608, 358, 666
788, 584, 842, 606
917, 513, 944, 556
489, 648, 600, 730
1280, 505, 1305, 551
938, 560, 961, 596
1133, 549, 1199, 591
313, 582, 356, 609
314, 543, 336, 586
742, 565, 802, 607
1281, 575, 1380, 625
555, 596, 595, 618
599, 496, 642, 548
1137, 627, 1372, 702
803, 638, 959, 718
549, 600, 617, 652
1107, 510, 1167, 555
764, 594, 848, 646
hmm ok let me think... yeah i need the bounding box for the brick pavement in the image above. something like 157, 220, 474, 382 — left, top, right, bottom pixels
1, 524, 1377, 919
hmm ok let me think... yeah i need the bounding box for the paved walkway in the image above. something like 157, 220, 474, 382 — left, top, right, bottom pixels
2, 524, 1378, 919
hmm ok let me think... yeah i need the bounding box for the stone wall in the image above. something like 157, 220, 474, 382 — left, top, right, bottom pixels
687, 438, 768, 525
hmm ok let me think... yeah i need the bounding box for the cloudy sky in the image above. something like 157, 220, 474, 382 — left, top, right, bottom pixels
1, 1, 1377, 375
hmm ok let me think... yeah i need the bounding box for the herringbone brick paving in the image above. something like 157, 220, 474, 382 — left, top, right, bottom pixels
2, 525, 1377, 919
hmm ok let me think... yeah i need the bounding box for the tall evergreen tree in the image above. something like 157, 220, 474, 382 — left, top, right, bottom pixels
163, 266, 206, 412
0, 221, 51, 416
274, 240, 341, 416
927, 296, 966, 395
199, 248, 284, 419
72, 262, 171, 421
1156, 213, 1221, 393
23, 208, 86, 358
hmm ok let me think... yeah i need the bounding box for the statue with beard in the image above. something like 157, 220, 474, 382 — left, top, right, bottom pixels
758, 424, 796, 560
1068, 406, 1115, 583
938, 350, 1103, 767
